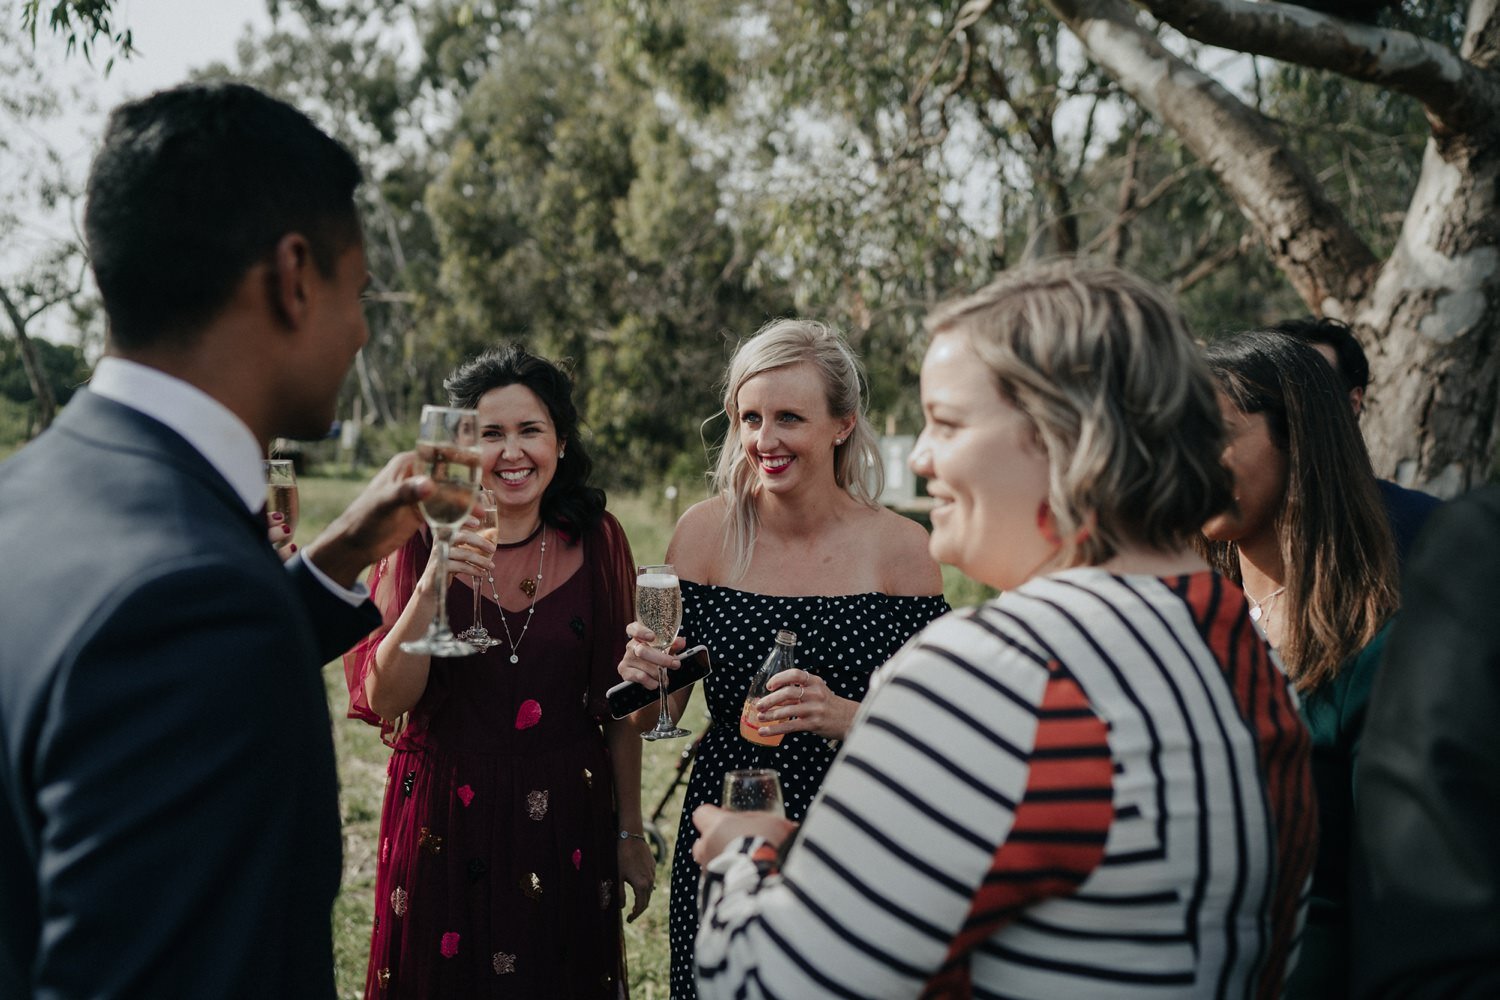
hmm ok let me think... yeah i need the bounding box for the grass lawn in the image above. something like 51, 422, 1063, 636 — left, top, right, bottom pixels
298, 470, 983, 998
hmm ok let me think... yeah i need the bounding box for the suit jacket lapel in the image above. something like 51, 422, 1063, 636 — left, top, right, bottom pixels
54, 390, 266, 539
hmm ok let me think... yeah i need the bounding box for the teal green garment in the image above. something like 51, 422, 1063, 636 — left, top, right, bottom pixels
1285, 623, 1392, 1000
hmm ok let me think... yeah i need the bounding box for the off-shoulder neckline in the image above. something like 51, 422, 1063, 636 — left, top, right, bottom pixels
679, 579, 947, 602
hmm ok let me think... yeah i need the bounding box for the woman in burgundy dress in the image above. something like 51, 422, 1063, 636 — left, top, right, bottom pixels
344, 346, 653, 998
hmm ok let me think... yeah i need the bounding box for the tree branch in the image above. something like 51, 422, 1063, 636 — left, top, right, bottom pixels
1042, 0, 1379, 308
1134, 0, 1500, 135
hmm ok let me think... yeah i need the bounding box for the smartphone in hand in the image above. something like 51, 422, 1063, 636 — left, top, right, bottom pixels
607, 645, 712, 719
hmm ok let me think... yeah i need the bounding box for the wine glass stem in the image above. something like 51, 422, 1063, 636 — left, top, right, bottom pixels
472, 572, 483, 631
656, 665, 672, 727
431, 532, 454, 638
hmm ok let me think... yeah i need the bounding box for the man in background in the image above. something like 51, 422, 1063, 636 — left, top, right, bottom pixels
1272, 316, 1440, 562
1352, 486, 1500, 997
0, 83, 432, 997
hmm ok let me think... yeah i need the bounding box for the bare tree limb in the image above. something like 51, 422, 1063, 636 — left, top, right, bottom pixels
1041, 0, 1379, 308
1082, 158, 1200, 256
1174, 232, 1256, 293
1134, 0, 1500, 135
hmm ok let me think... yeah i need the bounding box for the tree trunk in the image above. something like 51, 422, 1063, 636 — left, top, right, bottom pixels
0, 287, 58, 433
1354, 134, 1500, 495
1040, 0, 1500, 493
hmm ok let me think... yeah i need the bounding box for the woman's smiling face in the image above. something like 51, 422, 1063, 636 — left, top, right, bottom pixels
733, 361, 852, 496
476, 383, 561, 522
910, 332, 1055, 590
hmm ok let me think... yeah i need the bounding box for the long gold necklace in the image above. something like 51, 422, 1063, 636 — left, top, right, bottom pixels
484, 527, 547, 664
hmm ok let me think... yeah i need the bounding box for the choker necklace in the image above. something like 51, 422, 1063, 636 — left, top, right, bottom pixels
495, 521, 544, 549
496, 521, 545, 595
486, 527, 547, 664
1247, 585, 1286, 624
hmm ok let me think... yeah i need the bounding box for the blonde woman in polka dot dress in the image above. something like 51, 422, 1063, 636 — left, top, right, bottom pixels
617, 320, 947, 998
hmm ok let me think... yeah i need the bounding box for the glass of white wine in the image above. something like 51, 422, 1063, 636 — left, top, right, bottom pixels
458, 488, 501, 650
637, 563, 690, 741
264, 459, 298, 551
401, 405, 483, 657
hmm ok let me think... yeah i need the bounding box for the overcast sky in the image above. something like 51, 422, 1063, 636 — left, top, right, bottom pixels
31, 0, 272, 170
12, 0, 273, 343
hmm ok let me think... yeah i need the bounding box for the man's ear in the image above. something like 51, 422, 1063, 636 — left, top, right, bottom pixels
266, 233, 315, 330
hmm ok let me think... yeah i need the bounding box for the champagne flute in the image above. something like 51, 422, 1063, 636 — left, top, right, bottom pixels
637, 563, 690, 741
458, 488, 501, 650
722, 768, 784, 817
264, 459, 298, 551
401, 405, 483, 657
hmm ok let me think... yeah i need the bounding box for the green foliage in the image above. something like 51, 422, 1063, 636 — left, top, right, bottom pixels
427, 2, 791, 489
0, 335, 89, 408
20, 0, 134, 72
13, 0, 1445, 468
0, 397, 34, 448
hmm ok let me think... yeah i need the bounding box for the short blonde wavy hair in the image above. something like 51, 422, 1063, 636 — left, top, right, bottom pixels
924, 259, 1231, 568
711, 319, 881, 582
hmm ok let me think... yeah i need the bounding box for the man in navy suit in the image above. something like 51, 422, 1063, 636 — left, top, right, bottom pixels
1271, 316, 1441, 563
0, 83, 433, 997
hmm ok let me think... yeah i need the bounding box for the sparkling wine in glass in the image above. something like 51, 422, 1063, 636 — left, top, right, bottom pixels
637, 563, 689, 741
264, 459, 298, 551
458, 488, 501, 650
722, 768, 785, 817
401, 405, 483, 657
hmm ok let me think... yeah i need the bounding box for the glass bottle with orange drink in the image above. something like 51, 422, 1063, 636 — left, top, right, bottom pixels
739, 630, 797, 746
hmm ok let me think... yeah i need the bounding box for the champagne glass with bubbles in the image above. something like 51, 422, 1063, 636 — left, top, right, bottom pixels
723, 768, 785, 817
264, 459, 298, 551
637, 563, 690, 740
401, 405, 483, 657
458, 488, 501, 650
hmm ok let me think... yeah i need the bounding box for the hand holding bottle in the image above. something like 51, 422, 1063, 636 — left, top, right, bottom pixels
738, 631, 860, 745
751, 667, 860, 743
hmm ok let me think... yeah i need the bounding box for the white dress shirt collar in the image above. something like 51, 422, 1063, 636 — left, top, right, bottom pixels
89, 356, 266, 512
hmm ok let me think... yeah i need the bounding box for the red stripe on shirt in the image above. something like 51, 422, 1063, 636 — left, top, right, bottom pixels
1182, 573, 1316, 998
923, 664, 1114, 998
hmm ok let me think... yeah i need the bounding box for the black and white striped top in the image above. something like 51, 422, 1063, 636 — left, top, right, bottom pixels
696, 568, 1315, 999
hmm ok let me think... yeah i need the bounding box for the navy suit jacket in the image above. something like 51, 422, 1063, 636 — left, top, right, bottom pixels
0, 390, 380, 998
1377, 478, 1442, 567
1353, 486, 1500, 997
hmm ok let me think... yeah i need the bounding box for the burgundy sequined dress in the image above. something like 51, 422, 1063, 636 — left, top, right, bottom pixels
344, 514, 635, 999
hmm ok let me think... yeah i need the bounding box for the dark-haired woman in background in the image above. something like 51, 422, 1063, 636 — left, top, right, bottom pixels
1200, 331, 1400, 999
344, 346, 653, 998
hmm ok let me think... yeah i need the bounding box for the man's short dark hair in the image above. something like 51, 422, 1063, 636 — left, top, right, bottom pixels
84, 82, 363, 350
1269, 316, 1370, 393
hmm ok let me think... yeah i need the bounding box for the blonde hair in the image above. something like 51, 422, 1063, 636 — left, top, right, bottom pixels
710, 319, 881, 582
925, 259, 1231, 567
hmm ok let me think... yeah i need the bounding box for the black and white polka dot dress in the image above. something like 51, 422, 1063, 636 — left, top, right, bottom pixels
667, 581, 948, 999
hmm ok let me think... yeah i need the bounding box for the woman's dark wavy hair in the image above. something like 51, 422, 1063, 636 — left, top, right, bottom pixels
1198, 331, 1398, 691
444, 345, 605, 534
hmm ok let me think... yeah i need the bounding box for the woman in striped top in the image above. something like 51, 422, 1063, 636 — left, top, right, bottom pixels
689, 261, 1317, 999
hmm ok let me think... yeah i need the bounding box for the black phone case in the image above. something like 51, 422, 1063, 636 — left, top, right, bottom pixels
606, 645, 712, 719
